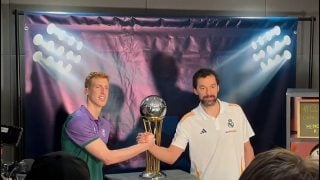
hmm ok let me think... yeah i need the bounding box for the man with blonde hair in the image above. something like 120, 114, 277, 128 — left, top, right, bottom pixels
62, 72, 154, 180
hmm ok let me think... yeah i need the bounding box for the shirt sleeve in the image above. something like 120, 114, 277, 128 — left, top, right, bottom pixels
171, 121, 189, 150
65, 115, 99, 147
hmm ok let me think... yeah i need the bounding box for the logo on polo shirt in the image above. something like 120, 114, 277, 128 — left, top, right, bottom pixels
200, 128, 207, 134
227, 119, 234, 128
225, 119, 237, 133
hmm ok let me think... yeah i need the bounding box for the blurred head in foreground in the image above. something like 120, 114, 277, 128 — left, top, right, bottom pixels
239, 148, 319, 180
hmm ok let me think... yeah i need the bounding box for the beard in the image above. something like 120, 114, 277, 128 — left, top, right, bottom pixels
200, 95, 217, 107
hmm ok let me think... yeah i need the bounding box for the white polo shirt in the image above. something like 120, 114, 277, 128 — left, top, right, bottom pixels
171, 99, 255, 180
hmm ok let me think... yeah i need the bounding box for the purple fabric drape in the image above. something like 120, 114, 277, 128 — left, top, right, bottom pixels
24, 14, 297, 172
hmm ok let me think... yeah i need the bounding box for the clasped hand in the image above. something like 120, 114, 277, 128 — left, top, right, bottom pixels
136, 132, 155, 148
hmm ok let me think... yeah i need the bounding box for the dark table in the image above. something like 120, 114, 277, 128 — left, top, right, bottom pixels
105, 169, 197, 180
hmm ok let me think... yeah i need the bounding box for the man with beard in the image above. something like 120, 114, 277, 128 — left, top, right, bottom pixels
138, 68, 255, 180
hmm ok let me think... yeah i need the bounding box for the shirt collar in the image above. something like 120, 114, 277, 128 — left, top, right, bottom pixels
196, 99, 225, 120
80, 105, 102, 122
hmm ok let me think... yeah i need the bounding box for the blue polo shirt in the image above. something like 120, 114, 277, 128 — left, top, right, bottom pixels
61, 105, 111, 180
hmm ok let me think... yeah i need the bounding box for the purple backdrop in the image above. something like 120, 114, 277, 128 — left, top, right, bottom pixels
23, 14, 297, 173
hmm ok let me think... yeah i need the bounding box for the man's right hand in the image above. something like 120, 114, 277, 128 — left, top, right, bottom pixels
136, 132, 155, 148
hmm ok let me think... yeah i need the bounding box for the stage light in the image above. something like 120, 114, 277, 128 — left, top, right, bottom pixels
251, 42, 257, 50
251, 25, 293, 71
47, 23, 56, 35
68, 36, 76, 46
260, 62, 267, 70
265, 31, 273, 41
57, 60, 63, 67
253, 54, 258, 61
252, 49, 265, 61
57, 46, 65, 56
45, 41, 55, 51
46, 56, 55, 66
74, 55, 81, 63
65, 64, 72, 72
267, 58, 273, 66
259, 50, 265, 59
76, 42, 83, 50
33, 34, 43, 45
283, 35, 291, 45
274, 41, 281, 50
66, 50, 74, 60
272, 26, 281, 35
33, 51, 42, 62
57, 30, 66, 41
266, 45, 272, 54
252, 25, 282, 51
283, 50, 291, 60
258, 36, 264, 46
32, 22, 84, 76
46, 23, 83, 50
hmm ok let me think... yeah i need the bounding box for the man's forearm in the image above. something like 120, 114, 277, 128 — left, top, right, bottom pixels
244, 142, 254, 167
148, 144, 183, 165
108, 143, 149, 165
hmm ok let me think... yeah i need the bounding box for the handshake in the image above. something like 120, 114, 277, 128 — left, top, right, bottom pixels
136, 132, 156, 149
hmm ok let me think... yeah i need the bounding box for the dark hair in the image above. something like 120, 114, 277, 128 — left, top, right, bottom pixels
25, 151, 90, 180
239, 148, 319, 180
192, 68, 219, 89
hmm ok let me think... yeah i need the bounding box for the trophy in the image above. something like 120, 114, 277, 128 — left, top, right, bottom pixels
139, 95, 167, 179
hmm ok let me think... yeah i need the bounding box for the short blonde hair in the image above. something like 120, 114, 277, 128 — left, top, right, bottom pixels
84, 72, 109, 88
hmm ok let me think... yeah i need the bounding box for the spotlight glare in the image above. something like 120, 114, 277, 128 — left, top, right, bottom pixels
260, 62, 267, 70
46, 41, 55, 51
46, 56, 55, 66
258, 37, 264, 46
275, 55, 281, 62
273, 26, 281, 35
266, 45, 273, 54
33, 51, 43, 62
57, 46, 65, 56
74, 55, 81, 63
259, 50, 265, 58
33, 34, 43, 45
274, 41, 281, 50
267, 58, 274, 66
68, 36, 75, 46
47, 23, 56, 34
265, 32, 272, 41
251, 42, 257, 49
57, 60, 63, 66
57, 30, 66, 40
65, 64, 72, 72
283, 50, 292, 60
76, 42, 83, 50
66, 51, 74, 59
283, 35, 291, 45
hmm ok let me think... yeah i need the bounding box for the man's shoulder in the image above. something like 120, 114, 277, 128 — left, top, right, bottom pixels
66, 110, 92, 130
222, 101, 242, 110
227, 103, 241, 108
221, 101, 246, 117
180, 111, 197, 122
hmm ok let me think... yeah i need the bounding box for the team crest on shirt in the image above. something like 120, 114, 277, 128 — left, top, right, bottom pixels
225, 119, 237, 133
228, 119, 234, 128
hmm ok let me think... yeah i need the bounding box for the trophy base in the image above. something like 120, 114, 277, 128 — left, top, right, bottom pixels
139, 171, 166, 179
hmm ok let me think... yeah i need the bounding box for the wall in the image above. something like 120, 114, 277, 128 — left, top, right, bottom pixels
1, 0, 319, 162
